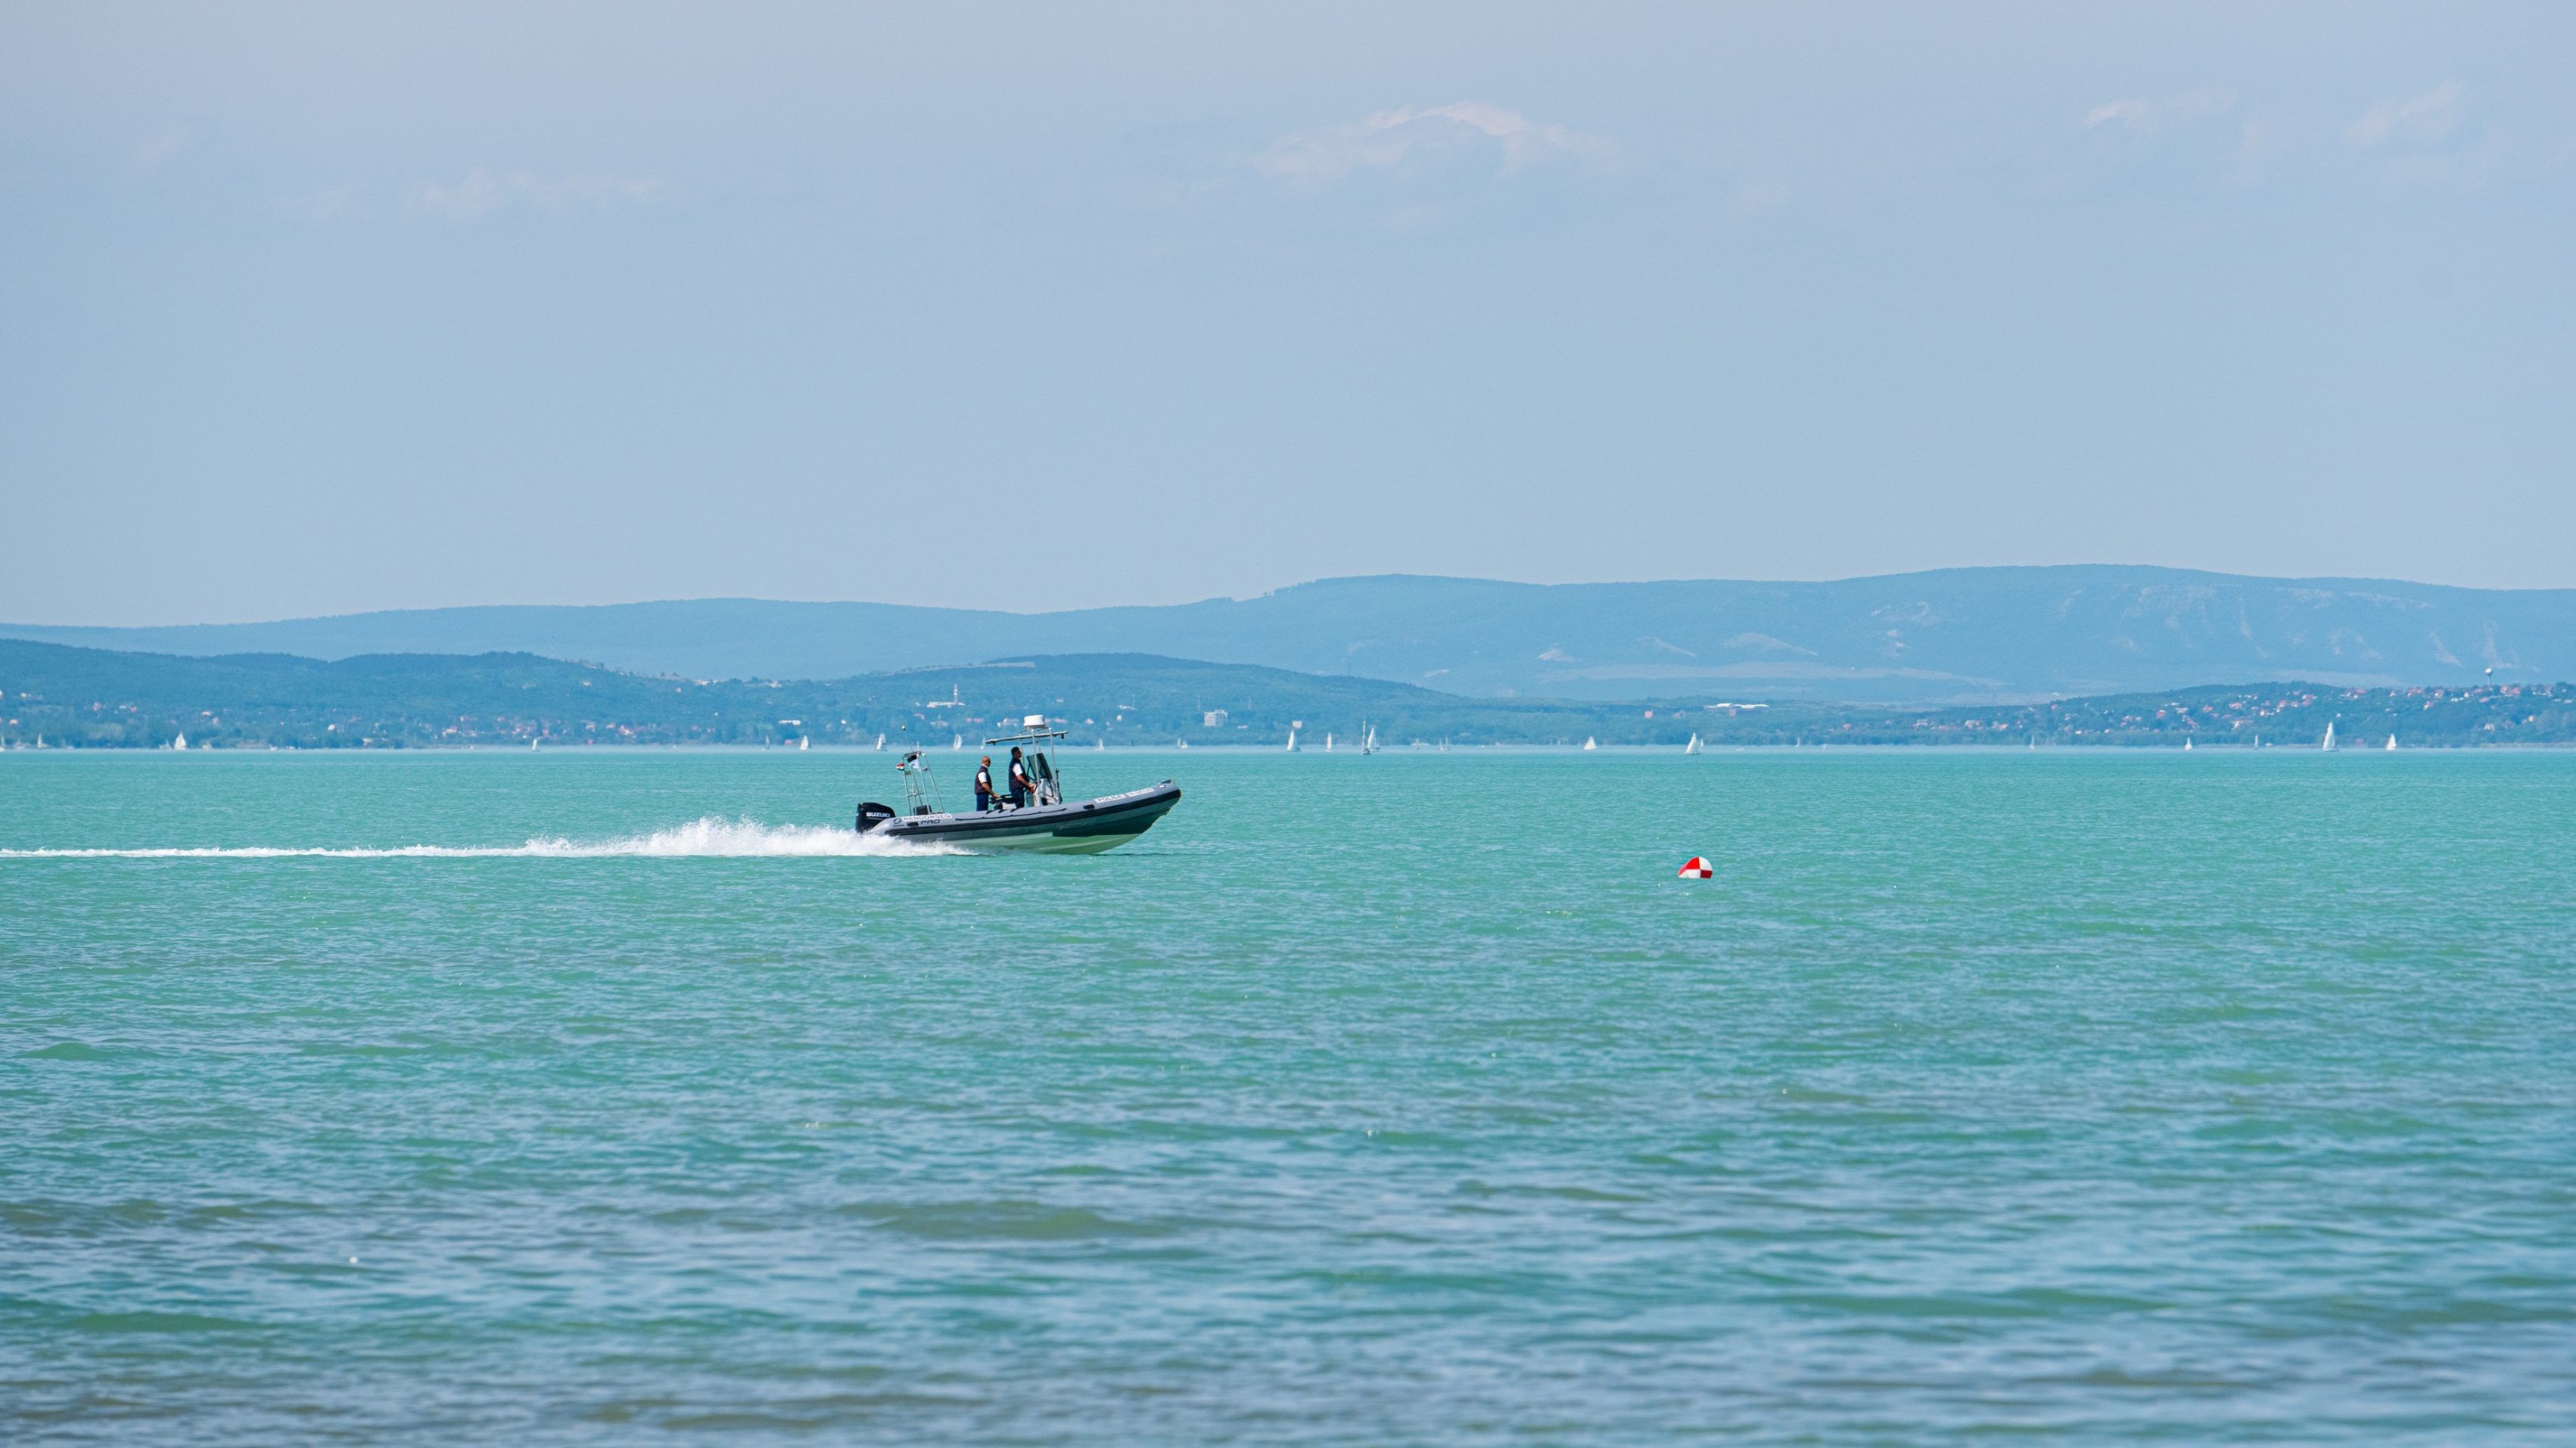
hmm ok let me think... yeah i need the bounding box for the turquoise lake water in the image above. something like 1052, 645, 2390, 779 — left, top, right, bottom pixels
5, 748, 2574, 1442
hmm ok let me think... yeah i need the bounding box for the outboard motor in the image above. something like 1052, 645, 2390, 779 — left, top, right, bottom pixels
854, 801, 898, 832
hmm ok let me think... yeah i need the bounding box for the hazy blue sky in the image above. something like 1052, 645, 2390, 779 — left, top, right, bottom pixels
4, 2, 2571, 623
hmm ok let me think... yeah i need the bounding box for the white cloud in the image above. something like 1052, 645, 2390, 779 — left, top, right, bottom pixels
1256, 102, 1613, 183
2082, 90, 2236, 134
411, 168, 666, 220
2347, 82, 2460, 148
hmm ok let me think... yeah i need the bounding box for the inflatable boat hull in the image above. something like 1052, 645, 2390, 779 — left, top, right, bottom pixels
867, 781, 1181, 855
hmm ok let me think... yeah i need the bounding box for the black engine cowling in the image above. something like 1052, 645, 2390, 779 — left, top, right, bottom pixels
854, 802, 898, 831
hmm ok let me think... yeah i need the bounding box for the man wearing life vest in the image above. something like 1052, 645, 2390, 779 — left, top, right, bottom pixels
1008, 747, 1034, 807
974, 756, 998, 811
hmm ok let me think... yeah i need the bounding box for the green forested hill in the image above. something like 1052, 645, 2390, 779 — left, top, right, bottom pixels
2, 641, 2568, 749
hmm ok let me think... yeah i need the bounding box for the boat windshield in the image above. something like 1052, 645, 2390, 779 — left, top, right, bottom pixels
984, 724, 1069, 806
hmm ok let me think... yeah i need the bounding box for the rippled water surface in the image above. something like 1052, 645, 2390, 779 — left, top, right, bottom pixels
5, 748, 2574, 1442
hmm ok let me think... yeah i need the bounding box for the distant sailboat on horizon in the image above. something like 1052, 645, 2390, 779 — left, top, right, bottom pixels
1324, 733, 1333, 752
797, 735, 808, 751
173, 733, 187, 751
1359, 722, 1378, 756
873, 733, 885, 751
2386, 734, 2398, 750
1685, 732, 1702, 754
1582, 737, 1598, 751
1285, 729, 1299, 752
952, 735, 963, 750
2322, 720, 2337, 752
2183, 736, 2192, 751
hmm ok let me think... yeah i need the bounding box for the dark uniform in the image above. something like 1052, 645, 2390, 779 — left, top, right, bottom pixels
974, 757, 997, 812
1008, 747, 1033, 807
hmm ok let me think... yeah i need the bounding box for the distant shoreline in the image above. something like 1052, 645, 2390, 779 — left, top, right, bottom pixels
5, 638, 2568, 751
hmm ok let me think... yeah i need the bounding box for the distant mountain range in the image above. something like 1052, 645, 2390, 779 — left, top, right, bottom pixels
6, 567, 2570, 703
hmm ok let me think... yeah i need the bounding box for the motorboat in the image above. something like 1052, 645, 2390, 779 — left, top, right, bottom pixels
855, 720, 1179, 854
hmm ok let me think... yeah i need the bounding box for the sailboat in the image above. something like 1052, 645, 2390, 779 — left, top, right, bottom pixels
173, 733, 188, 751
873, 734, 885, 752
952, 735, 963, 750
1285, 729, 1299, 752
2322, 721, 2336, 752
1096, 738, 1105, 750
1360, 723, 1377, 756
1582, 737, 1598, 751
1324, 733, 1333, 753
2386, 735, 2397, 750
1684, 733, 1702, 754
2182, 737, 2192, 751
797, 736, 809, 751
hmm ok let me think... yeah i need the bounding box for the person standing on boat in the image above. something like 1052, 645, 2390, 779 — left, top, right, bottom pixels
974, 756, 997, 812
1007, 747, 1034, 808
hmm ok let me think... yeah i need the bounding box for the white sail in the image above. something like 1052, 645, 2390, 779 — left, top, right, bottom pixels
173, 733, 187, 751
1582, 737, 1598, 751
797, 736, 808, 751
1684, 733, 1701, 754
2322, 721, 2335, 751
2182, 737, 2192, 751
874, 734, 885, 751
1324, 733, 1333, 752
2386, 735, 2397, 750
953, 735, 963, 750
1285, 729, 1298, 752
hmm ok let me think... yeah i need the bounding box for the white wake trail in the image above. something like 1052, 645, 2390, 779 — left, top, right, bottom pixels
0, 816, 957, 860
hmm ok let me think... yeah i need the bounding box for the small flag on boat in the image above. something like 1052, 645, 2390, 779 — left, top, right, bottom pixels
1678, 856, 1713, 879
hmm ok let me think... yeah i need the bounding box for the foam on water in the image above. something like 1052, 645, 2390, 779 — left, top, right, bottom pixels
0, 815, 955, 859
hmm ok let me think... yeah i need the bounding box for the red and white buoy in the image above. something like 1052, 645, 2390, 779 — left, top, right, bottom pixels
1678, 856, 1713, 879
